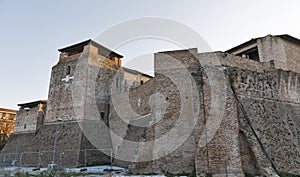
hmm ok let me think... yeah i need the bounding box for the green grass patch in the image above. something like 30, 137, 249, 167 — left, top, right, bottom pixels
278, 173, 300, 177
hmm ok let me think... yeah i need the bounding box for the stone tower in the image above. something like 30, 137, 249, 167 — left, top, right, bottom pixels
46, 39, 122, 123
2, 40, 124, 167
41, 39, 123, 166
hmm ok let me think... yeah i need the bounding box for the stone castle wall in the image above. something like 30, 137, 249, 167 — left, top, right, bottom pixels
122, 50, 300, 176
110, 49, 201, 173
227, 67, 300, 175
195, 64, 245, 176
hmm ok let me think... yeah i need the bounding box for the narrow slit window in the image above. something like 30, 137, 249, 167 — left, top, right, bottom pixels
66, 66, 71, 75
100, 112, 105, 120
116, 78, 119, 88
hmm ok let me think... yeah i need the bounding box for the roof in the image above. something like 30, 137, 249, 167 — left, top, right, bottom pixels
0, 108, 17, 114
58, 39, 123, 58
276, 34, 300, 45
226, 34, 300, 53
226, 37, 259, 53
18, 100, 47, 108
122, 67, 153, 78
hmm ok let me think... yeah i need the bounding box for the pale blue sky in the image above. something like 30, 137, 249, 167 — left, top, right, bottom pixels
1, 0, 300, 109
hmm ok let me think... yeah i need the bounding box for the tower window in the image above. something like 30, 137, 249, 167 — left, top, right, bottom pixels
100, 112, 105, 120
237, 47, 260, 62
66, 66, 71, 75
116, 78, 119, 88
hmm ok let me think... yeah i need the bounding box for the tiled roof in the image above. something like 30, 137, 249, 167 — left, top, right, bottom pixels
0, 108, 17, 114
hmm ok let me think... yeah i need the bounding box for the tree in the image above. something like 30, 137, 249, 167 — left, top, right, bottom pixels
0, 120, 15, 150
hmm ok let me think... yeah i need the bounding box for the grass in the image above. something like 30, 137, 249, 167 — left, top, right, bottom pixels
244, 173, 258, 177
164, 169, 198, 177
278, 173, 300, 177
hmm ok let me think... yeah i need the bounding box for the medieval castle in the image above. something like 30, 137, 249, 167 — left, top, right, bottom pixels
1, 34, 300, 176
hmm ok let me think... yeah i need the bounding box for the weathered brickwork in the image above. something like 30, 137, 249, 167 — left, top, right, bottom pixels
13, 101, 46, 134
283, 39, 300, 72
46, 56, 79, 123
226, 67, 300, 175
194, 65, 245, 177
123, 38, 300, 176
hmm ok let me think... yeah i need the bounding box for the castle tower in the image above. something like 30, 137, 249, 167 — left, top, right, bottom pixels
41, 39, 123, 167
2, 40, 123, 167
46, 39, 122, 123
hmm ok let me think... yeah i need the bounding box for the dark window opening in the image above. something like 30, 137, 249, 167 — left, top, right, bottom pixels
237, 47, 260, 62
100, 112, 105, 120
140, 80, 144, 85
116, 78, 119, 88
100, 111, 109, 127
66, 66, 71, 75
24, 124, 26, 129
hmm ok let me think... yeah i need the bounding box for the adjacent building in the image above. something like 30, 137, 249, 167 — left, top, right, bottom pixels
0, 108, 17, 149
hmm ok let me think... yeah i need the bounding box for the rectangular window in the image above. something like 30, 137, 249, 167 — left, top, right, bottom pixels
116, 78, 119, 88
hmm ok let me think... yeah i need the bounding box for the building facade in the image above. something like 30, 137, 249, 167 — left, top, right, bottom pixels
0, 108, 17, 150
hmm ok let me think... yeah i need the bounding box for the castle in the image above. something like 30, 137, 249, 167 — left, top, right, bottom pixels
1, 34, 300, 176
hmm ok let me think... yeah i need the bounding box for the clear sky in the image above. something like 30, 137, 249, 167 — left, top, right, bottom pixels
0, 0, 300, 109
